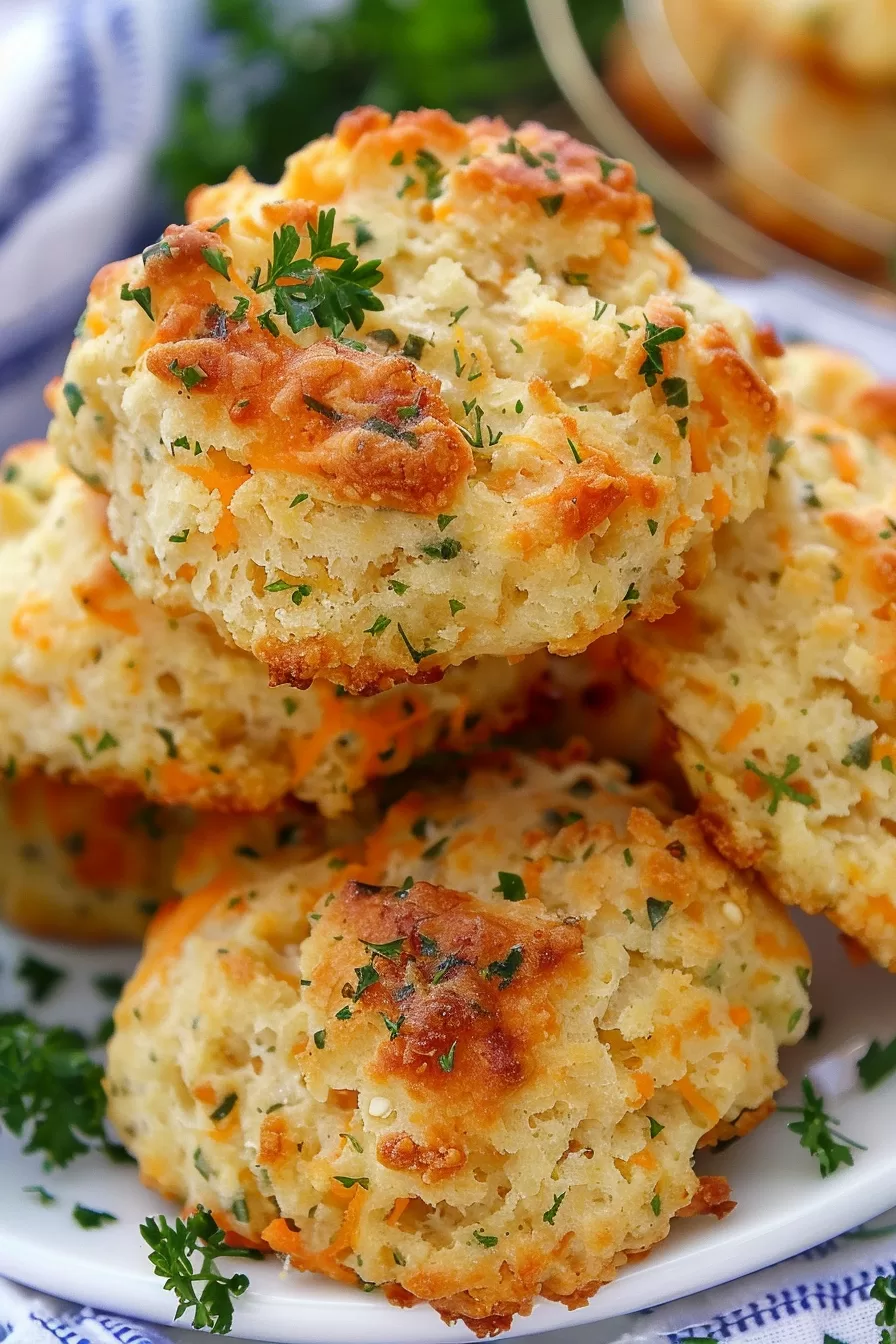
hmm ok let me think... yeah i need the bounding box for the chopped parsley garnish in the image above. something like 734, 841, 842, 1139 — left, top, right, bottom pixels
449, 306, 468, 326
352, 963, 380, 1001
397, 623, 435, 665
364, 615, 391, 637
842, 734, 873, 770
661, 376, 688, 408
650, 1194, 662, 1216
538, 194, 564, 217
421, 835, 449, 861
381, 1014, 405, 1040
449, 598, 465, 616
648, 1116, 664, 1138
24, 1184, 56, 1205
253, 210, 384, 338
768, 435, 790, 474
420, 935, 439, 957
156, 727, 178, 759
257, 310, 279, 337
638, 319, 686, 388
623, 584, 639, 603
639, 223, 658, 235
744, 756, 816, 815
543, 1191, 566, 1224
210, 1093, 237, 1122
647, 519, 658, 535
473, 1230, 498, 1247
493, 871, 526, 902
230, 296, 249, 322
0, 1012, 119, 1168
120, 283, 154, 320
63, 383, 84, 417
563, 271, 588, 286
288, 494, 309, 509
858, 1036, 896, 1090
646, 898, 672, 929
484, 945, 524, 989
439, 1041, 457, 1072
141, 1206, 261, 1333
389, 579, 409, 595
17, 956, 65, 1005
402, 333, 426, 361
141, 237, 171, 264
73, 1205, 117, 1229
415, 148, 445, 198
333, 1175, 369, 1189
169, 529, 190, 544
313, 1030, 326, 1050
168, 360, 206, 391
201, 247, 230, 279
369, 328, 398, 348
422, 537, 461, 560
348, 216, 374, 247
92, 973, 125, 1001
780, 1078, 865, 1177
335, 1005, 352, 1022
360, 938, 405, 961
623, 848, 634, 867
437, 513, 456, 531
567, 436, 582, 464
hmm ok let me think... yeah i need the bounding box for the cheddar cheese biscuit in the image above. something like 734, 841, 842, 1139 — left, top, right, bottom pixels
51, 108, 776, 691
107, 752, 809, 1333
0, 444, 539, 815
625, 347, 896, 968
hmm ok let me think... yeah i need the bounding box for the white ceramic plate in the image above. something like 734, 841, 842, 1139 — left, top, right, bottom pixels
2, 911, 895, 1344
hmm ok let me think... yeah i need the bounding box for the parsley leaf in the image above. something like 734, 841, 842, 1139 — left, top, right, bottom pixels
439, 1040, 457, 1072
254, 210, 384, 338
780, 1078, 865, 1177
141, 1206, 261, 1333
63, 383, 84, 417
543, 1190, 566, 1224
16, 956, 65, 1005
842, 734, 873, 770
858, 1037, 896, 1090
871, 1272, 896, 1342
352, 963, 380, 1001
646, 898, 671, 929
120, 283, 154, 320
493, 871, 526, 902
744, 756, 816, 815
473, 1230, 498, 1247
0, 1012, 115, 1168
73, 1204, 117, 1229
638, 319, 686, 388
484, 945, 524, 989
201, 247, 231, 279
397, 623, 436, 665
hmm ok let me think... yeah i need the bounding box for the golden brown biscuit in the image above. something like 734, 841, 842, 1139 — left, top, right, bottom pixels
624, 346, 896, 969
50, 108, 776, 692
726, 0, 896, 89
107, 751, 809, 1334
721, 54, 896, 274
0, 770, 324, 942
0, 444, 540, 815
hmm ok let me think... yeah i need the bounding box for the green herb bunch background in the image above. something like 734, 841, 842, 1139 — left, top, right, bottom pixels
160, 0, 619, 205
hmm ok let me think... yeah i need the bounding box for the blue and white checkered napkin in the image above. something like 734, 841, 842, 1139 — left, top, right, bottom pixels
0, 0, 199, 451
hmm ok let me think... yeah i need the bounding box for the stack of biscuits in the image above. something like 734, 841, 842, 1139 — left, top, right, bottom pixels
4, 105, 894, 1336
605, 0, 896, 276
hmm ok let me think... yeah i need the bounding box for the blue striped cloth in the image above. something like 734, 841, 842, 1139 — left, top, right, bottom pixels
0, 0, 199, 449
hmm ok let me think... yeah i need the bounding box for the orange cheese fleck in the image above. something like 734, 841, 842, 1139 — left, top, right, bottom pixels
717, 703, 763, 753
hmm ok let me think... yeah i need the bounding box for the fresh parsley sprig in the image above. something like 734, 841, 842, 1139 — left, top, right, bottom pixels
744, 755, 817, 815
252, 209, 384, 337
872, 1272, 896, 1343
780, 1078, 865, 1178
141, 1206, 262, 1334
858, 1036, 896, 1091
0, 1012, 124, 1169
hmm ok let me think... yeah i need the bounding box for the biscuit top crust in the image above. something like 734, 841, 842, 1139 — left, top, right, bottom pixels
51, 106, 776, 690
307, 877, 584, 1119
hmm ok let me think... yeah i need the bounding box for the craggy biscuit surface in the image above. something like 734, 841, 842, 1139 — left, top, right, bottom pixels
0, 444, 539, 815
625, 346, 896, 968
0, 771, 325, 942
107, 752, 808, 1334
51, 108, 775, 691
